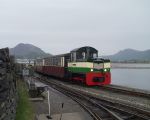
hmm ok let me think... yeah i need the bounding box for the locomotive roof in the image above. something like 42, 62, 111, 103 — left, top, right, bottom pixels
71, 46, 98, 53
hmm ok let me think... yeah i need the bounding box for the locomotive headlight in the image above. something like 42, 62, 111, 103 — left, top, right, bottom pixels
104, 69, 107, 72
91, 69, 93, 72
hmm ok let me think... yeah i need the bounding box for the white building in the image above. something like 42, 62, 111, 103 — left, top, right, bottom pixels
15, 59, 35, 66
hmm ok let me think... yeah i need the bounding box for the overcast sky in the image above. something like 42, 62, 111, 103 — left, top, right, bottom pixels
0, 0, 150, 55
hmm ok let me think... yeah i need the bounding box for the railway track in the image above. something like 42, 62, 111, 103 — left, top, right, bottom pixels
99, 85, 150, 99
60, 88, 122, 120
43, 79, 124, 120
36, 76, 150, 120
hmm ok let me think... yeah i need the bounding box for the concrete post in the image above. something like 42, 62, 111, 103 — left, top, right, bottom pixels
47, 89, 52, 119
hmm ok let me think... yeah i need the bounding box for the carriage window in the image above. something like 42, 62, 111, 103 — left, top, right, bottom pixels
82, 52, 85, 59
71, 53, 73, 61
73, 52, 76, 62
93, 53, 97, 58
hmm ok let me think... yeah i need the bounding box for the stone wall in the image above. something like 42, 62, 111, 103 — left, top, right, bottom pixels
0, 48, 17, 120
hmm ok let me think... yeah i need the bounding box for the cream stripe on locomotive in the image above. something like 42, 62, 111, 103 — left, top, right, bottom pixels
104, 63, 111, 68
93, 63, 103, 69
68, 62, 93, 68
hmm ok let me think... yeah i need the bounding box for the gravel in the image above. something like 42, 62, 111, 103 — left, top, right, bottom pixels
30, 80, 92, 120
47, 78, 150, 111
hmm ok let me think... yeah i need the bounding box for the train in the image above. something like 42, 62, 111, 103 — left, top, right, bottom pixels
35, 46, 111, 86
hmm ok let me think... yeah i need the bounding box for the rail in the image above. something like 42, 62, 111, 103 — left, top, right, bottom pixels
36, 76, 150, 120
99, 85, 150, 99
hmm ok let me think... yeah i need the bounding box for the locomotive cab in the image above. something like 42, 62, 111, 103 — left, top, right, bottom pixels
70, 46, 98, 62
68, 46, 111, 86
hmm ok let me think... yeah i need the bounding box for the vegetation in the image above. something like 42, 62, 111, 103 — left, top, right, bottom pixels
15, 79, 34, 120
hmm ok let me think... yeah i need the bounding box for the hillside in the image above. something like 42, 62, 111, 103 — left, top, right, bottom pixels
103, 49, 150, 62
9, 44, 150, 62
10, 43, 52, 59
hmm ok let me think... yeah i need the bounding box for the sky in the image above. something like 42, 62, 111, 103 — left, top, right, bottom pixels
0, 0, 150, 55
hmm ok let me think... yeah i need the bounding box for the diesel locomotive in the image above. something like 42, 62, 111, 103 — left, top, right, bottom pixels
35, 46, 111, 86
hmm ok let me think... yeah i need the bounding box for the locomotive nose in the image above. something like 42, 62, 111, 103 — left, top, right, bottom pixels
93, 77, 105, 82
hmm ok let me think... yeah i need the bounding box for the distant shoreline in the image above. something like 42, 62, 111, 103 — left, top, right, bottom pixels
112, 67, 150, 69
111, 62, 150, 64
111, 63, 150, 69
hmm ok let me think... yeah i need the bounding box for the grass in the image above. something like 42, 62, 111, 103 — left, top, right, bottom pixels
15, 79, 35, 120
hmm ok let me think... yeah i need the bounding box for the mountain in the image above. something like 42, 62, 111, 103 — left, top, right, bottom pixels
9, 44, 150, 62
103, 49, 150, 62
10, 43, 52, 59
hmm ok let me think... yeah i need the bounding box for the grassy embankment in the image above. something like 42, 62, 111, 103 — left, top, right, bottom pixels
15, 79, 35, 120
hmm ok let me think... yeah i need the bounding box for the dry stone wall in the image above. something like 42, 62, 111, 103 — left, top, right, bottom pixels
0, 48, 17, 120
